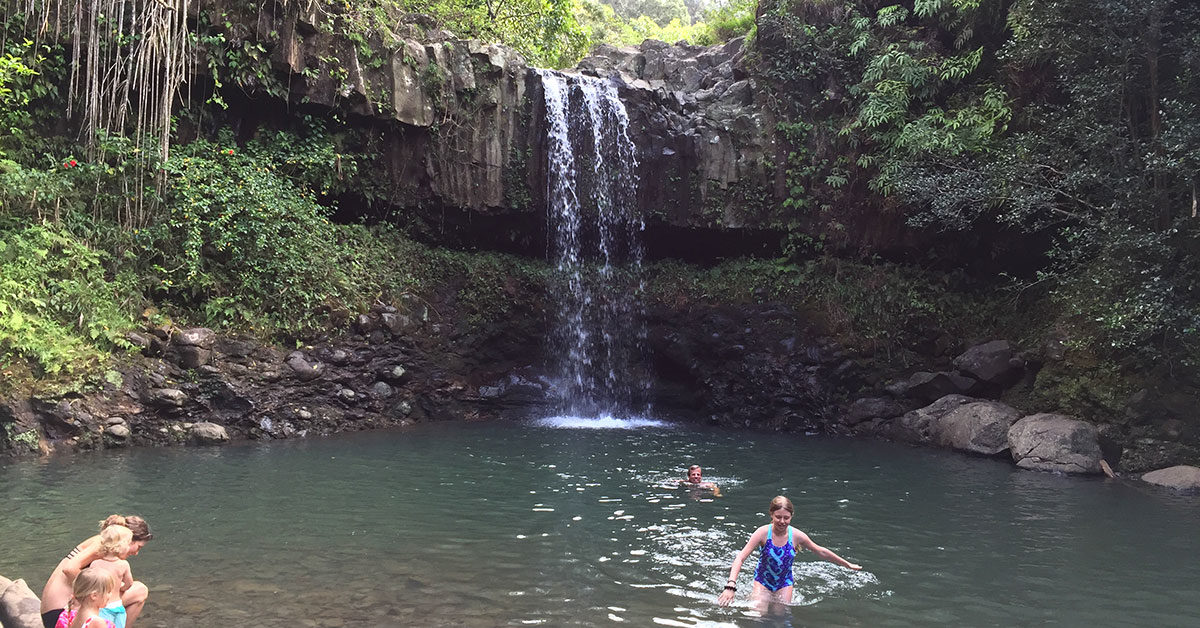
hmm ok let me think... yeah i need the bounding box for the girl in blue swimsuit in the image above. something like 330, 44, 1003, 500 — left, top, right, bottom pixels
717, 496, 861, 613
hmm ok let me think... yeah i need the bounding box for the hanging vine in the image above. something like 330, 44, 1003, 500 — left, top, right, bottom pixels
4, 0, 191, 225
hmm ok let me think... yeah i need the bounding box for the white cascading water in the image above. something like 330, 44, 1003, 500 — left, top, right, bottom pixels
537, 70, 659, 427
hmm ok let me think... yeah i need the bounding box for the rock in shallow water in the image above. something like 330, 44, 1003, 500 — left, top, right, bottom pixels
1141, 465, 1200, 492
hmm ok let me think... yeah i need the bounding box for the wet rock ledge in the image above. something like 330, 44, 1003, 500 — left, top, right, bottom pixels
0, 297, 550, 456
2, 302, 1198, 494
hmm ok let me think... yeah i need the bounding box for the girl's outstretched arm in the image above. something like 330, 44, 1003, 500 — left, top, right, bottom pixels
717, 526, 767, 606
795, 530, 861, 570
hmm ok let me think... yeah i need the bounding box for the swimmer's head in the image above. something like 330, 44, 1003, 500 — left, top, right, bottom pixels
769, 496, 794, 530
687, 465, 703, 483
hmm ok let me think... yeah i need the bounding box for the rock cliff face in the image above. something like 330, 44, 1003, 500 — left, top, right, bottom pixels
576, 39, 785, 259
196, 3, 788, 258
199, 1, 975, 264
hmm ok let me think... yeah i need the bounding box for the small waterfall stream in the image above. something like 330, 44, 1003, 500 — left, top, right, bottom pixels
539, 70, 647, 418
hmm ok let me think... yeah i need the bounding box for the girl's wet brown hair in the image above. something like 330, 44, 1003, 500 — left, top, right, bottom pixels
769, 496, 794, 515
99, 514, 153, 542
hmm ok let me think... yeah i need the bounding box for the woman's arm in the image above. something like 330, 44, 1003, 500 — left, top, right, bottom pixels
717, 526, 766, 606
795, 530, 861, 570
61, 536, 101, 580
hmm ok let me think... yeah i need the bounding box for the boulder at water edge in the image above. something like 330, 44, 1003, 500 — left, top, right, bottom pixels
1141, 465, 1200, 492
935, 401, 1022, 456
890, 394, 975, 444
188, 422, 230, 445
952, 340, 1023, 385
898, 372, 978, 403
1008, 414, 1103, 474
841, 397, 911, 428
0, 577, 42, 628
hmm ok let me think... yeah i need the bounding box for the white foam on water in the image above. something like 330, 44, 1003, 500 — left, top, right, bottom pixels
532, 414, 670, 429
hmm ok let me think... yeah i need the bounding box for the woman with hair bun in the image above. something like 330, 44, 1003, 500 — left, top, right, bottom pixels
40, 515, 153, 628
717, 496, 860, 614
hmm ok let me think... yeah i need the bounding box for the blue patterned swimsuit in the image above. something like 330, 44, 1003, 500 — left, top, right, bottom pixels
753, 526, 797, 591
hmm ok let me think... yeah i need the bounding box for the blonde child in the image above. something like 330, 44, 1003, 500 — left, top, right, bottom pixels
717, 496, 861, 614
54, 566, 119, 628
87, 525, 134, 628
41, 515, 152, 628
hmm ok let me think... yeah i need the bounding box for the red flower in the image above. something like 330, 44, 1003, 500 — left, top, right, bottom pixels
70, 159, 78, 167
63, 162, 69, 168
226, 149, 234, 155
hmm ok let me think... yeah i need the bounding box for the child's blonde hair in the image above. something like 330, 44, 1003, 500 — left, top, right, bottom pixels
71, 566, 117, 608
769, 495, 794, 515
98, 514, 152, 542
98, 523, 133, 558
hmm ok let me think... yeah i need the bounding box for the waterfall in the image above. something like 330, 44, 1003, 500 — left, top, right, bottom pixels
539, 70, 646, 418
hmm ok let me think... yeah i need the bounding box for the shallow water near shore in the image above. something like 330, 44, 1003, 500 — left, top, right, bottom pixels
3, 420, 1199, 627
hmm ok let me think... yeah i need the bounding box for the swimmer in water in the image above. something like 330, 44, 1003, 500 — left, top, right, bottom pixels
672, 464, 722, 496
718, 496, 861, 614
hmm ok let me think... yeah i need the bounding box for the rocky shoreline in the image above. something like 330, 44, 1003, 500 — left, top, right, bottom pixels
3, 297, 1197, 494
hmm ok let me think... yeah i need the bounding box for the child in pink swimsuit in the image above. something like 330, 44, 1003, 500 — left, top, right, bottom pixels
55, 567, 118, 628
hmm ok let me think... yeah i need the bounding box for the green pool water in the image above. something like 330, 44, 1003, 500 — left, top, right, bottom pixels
3, 419, 1197, 627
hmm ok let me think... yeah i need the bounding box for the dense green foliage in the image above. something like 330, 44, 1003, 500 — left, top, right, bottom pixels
320, 0, 752, 67
0, 221, 135, 375
754, 0, 1199, 377
0, 0, 1197, 419
644, 256, 983, 360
